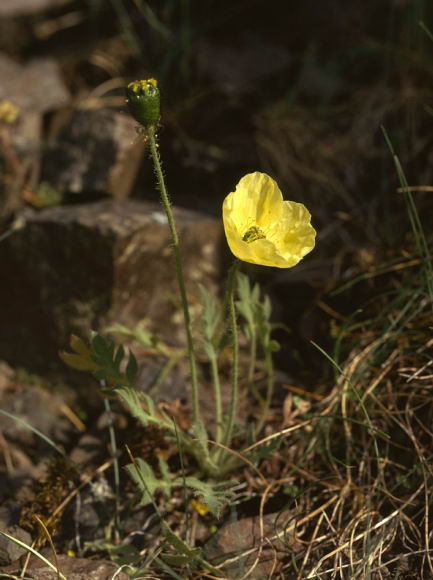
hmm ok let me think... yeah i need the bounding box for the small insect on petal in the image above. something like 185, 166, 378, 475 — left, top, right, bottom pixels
242, 226, 266, 243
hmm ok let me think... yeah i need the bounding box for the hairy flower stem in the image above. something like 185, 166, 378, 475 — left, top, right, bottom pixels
222, 259, 240, 449
147, 126, 200, 425
247, 329, 264, 405
209, 352, 223, 444
256, 348, 274, 435
247, 331, 257, 385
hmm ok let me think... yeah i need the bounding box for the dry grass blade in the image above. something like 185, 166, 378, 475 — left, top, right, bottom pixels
33, 515, 61, 580
306, 484, 425, 577
216, 495, 338, 572
397, 185, 433, 192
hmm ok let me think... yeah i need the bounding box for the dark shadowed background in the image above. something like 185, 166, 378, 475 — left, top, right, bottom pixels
0, 0, 432, 384
1, 3, 433, 578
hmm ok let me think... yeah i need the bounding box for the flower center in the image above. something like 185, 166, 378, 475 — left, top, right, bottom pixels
242, 226, 266, 243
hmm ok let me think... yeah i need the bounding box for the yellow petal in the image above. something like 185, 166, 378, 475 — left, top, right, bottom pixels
190, 499, 210, 516
272, 201, 316, 263
223, 173, 283, 234
249, 238, 299, 268
222, 210, 260, 264
222, 172, 316, 268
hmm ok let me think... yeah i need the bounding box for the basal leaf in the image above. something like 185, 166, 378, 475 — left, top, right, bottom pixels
114, 344, 125, 370
160, 551, 201, 566
59, 351, 99, 371
69, 334, 92, 356
162, 522, 201, 557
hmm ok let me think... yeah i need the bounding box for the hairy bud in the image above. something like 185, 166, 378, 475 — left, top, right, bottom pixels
125, 79, 160, 128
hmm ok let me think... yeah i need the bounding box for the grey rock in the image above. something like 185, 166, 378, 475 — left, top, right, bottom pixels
0, 554, 129, 579
0, 200, 224, 371
0, 505, 20, 527
0, 53, 17, 79
136, 353, 189, 401
69, 433, 102, 468
0, 0, 71, 18
0, 54, 69, 113
0, 55, 68, 220
0, 1, 73, 53
0, 380, 71, 448
0, 361, 14, 393
42, 108, 143, 198
0, 522, 31, 565
205, 512, 297, 579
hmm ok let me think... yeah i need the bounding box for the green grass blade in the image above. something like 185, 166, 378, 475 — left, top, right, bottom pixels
419, 21, 433, 43
0, 409, 69, 460
381, 126, 433, 307
311, 341, 382, 458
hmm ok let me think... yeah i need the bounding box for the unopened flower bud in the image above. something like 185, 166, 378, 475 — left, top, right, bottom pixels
125, 78, 160, 128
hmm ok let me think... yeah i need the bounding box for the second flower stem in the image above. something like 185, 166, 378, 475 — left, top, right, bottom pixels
147, 126, 200, 425
209, 351, 223, 444
222, 260, 240, 448
255, 348, 274, 435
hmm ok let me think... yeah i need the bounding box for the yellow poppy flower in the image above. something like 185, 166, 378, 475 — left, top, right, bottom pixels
222, 172, 316, 268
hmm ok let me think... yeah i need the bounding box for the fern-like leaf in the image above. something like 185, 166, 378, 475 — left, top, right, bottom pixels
125, 458, 172, 505
181, 477, 237, 517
